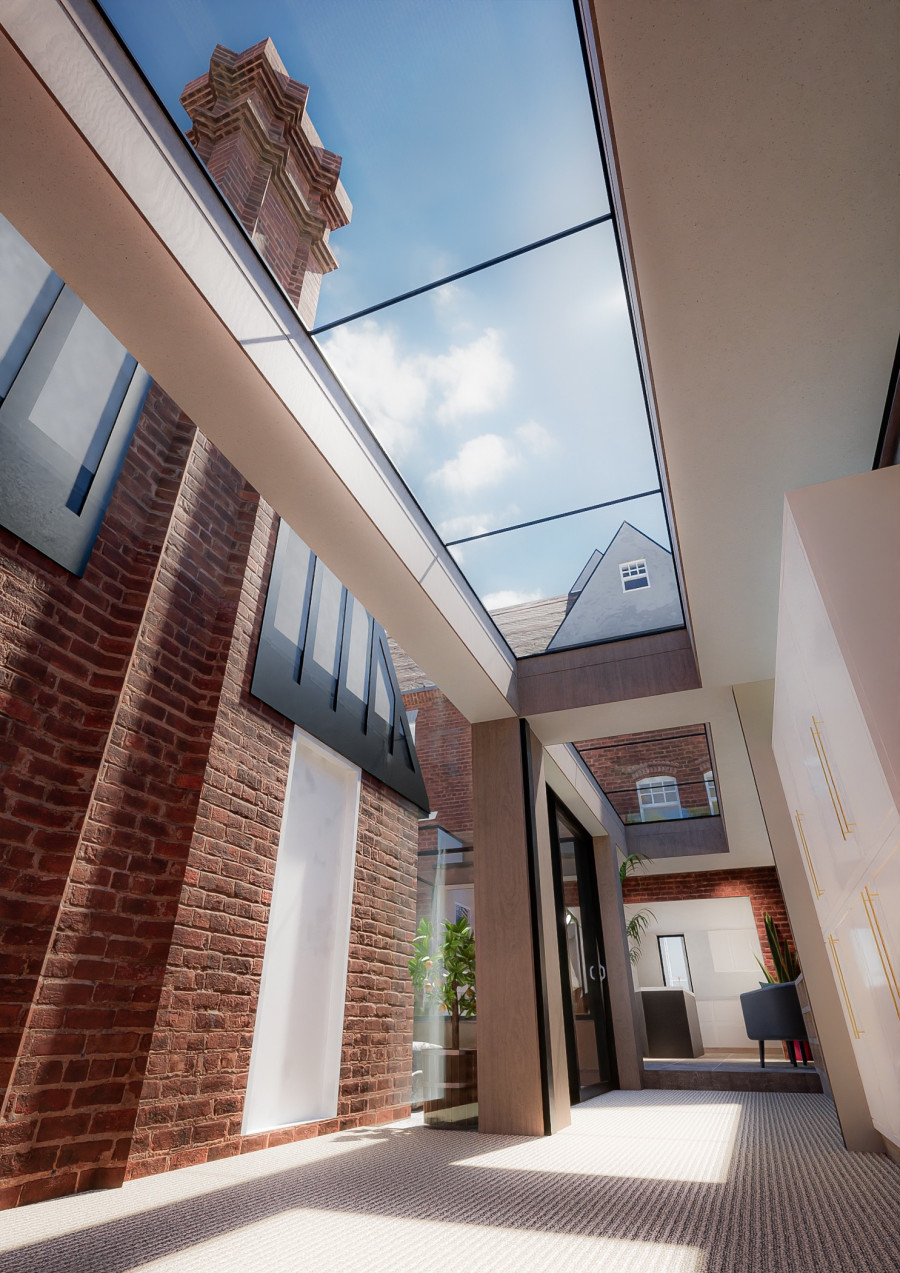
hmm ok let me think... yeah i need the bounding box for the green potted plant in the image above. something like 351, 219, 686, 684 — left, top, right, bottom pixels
619, 851, 656, 965
753, 912, 810, 1062
436, 915, 477, 1050
755, 912, 801, 985
408, 914, 477, 1126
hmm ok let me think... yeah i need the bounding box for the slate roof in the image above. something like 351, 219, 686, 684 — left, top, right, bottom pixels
389, 593, 570, 693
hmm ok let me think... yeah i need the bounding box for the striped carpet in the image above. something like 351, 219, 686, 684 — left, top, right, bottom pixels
1, 1091, 899, 1272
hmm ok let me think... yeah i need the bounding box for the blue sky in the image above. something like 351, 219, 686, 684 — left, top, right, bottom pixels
102, 0, 670, 612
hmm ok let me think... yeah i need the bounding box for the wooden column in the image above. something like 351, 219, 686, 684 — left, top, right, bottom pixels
472, 719, 570, 1135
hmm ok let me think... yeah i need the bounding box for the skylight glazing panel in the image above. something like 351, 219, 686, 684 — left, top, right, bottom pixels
321, 223, 658, 539
578, 727, 718, 825
446, 496, 681, 656
96, 0, 686, 657
99, 0, 608, 326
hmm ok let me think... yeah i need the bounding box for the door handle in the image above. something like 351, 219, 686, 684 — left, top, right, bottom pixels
589, 964, 607, 983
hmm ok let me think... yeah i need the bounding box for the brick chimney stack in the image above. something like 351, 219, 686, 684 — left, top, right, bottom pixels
181, 39, 351, 327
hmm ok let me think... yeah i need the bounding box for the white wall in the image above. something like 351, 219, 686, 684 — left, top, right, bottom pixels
243, 727, 361, 1134
625, 896, 766, 1048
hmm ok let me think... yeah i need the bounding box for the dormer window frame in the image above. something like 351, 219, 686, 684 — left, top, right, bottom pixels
620, 558, 650, 592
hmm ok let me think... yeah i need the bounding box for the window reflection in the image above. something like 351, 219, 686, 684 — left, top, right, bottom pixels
578, 725, 721, 826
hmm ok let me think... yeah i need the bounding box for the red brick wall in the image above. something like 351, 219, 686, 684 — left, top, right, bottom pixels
622, 866, 796, 979
0, 386, 194, 1102
577, 726, 713, 820
0, 428, 260, 1206
403, 689, 472, 843
0, 450, 420, 1208
122, 507, 418, 1181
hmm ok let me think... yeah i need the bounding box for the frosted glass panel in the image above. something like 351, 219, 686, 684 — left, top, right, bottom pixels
310, 563, 344, 682
243, 728, 360, 1134
372, 648, 394, 726
0, 213, 62, 398
344, 595, 371, 701
30, 304, 134, 463
273, 527, 313, 646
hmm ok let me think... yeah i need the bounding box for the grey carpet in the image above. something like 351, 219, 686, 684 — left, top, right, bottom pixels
0, 1091, 898, 1272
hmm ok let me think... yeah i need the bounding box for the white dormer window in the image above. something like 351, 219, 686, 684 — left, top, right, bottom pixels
620, 559, 649, 591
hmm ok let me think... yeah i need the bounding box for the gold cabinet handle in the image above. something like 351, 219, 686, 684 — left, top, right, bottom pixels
828, 935, 863, 1038
795, 811, 823, 898
861, 888, 900, 1021
810, 717, 855, 840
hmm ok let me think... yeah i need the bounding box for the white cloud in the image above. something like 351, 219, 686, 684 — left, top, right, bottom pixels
439, 512, 494, 540
323, 320, 428, 457
593, 283, 629, 318
322, 321, 515, 459
427, 433, 517, 495
514, 419, 553, 456
483, 589, 543, 610
429, 329, 513, 422
430, 281, 464, 312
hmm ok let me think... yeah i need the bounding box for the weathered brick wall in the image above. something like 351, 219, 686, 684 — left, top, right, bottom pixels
0, 386, 194, 1104
403, 689, 472, 843
622, 866, 795, 978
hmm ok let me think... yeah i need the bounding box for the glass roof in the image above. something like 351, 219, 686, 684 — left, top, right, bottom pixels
99, 0, 684, 657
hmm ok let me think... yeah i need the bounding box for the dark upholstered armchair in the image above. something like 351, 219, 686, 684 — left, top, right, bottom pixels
740, 981, 809, 1067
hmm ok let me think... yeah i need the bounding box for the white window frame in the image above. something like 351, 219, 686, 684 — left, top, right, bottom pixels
637, 775, 681, 822
620, 558, 650, 592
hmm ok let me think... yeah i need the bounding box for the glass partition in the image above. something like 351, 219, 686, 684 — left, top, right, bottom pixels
411, 826, 477, 1128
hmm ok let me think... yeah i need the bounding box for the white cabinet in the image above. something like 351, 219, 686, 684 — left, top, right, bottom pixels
827, 845, 900, 1147
773, 470, 900, 1148
774, 615, 866, 914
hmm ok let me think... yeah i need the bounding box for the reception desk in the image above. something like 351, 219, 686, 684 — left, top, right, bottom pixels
639, 987, 704, 1058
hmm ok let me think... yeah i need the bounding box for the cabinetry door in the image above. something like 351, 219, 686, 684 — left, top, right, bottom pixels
774, 615, 863, 914
828, 885, 900, 1147
783, 512, 898, 858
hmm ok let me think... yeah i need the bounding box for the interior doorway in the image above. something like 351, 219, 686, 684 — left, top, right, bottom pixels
548, 792, 617, 1104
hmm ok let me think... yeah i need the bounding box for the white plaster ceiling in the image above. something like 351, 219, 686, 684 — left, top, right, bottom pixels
589, 0, 900, 690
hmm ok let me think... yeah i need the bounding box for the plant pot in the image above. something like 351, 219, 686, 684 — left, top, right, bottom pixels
422, 1047, 477, 1129
782, 1039, 813, 1063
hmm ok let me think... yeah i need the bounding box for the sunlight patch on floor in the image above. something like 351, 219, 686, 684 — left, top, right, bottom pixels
130, 1207, 707, 1273
0, 1132, 382, 1256
454, 1100, 743, 1185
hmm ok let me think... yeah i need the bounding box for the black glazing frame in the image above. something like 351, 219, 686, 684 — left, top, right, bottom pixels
0, 265, 150, 577
251, 521, 429, 811
91, 0, 688, 658
547, 788, 618, 1106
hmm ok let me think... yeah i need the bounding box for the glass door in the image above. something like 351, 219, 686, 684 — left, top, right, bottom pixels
549, 792, 617, 1103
